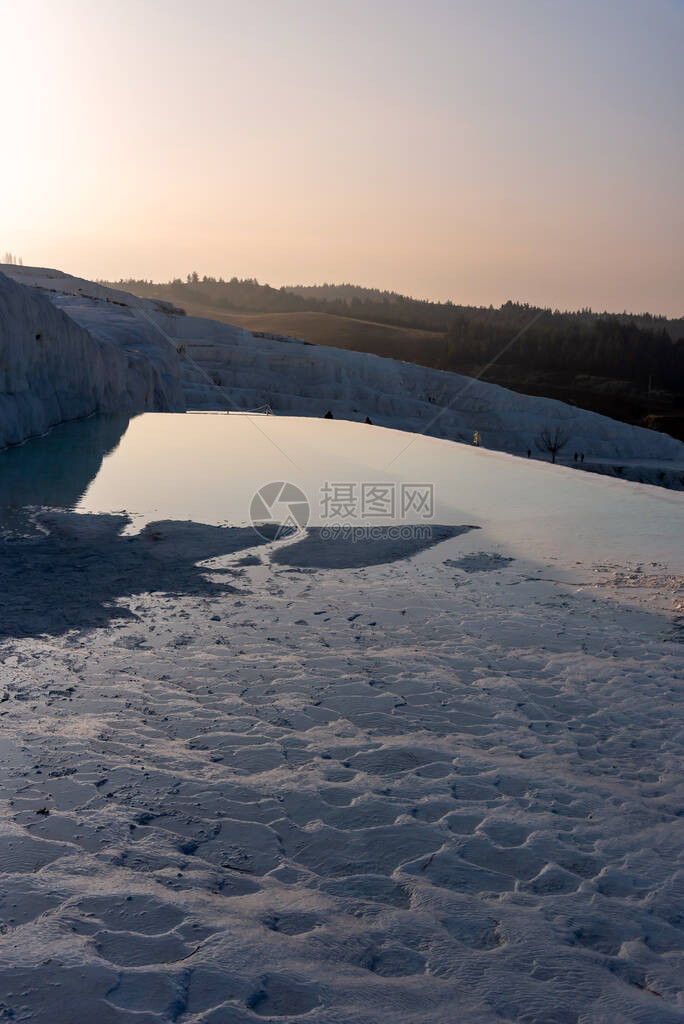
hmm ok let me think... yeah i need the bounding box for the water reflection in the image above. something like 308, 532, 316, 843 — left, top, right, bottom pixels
0, 414, 131, 517
1, 412, 682, 570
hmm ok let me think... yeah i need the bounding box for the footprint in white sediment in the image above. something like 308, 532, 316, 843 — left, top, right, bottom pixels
0, 832, 72, 873
247, 975, 321, 1017
71, 893, 186, 935
366, 945, 427, 977
94, 929, 191, 967
264, 911, 321, 936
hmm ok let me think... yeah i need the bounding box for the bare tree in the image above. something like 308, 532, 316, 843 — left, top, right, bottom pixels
535, 426, 570, 464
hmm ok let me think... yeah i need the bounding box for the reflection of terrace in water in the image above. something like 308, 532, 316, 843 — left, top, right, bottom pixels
0, 413, 131, 513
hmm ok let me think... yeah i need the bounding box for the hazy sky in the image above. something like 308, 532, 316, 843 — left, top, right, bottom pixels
1, 0, 682, 314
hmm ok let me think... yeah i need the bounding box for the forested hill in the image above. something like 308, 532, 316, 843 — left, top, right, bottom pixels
108, 275, 684, 439
111, 274, 684, 338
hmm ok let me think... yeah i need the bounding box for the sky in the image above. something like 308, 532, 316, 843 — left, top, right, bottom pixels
1, 0, 682, 315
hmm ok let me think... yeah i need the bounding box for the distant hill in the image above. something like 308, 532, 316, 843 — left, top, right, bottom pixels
157, 305, 445, 364
107, 275, 684, 439
285, 283, 684, 341
285, 283, 408, 306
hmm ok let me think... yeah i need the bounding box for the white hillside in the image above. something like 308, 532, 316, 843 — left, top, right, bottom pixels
172, 319, 683, 463
3, 266, 683, 477
0, 270, 179, 449
4, 265, 184, 413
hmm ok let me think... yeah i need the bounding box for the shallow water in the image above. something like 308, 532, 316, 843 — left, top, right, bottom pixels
1, 412, 682, 568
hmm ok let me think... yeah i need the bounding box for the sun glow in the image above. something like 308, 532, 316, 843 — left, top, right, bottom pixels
1, 0, 682, 314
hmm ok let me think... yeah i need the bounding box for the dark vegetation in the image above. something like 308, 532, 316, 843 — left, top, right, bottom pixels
536, 426, 571, 464
108, 274, 684, 440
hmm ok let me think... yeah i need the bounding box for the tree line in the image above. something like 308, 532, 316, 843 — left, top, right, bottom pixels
110, 274, 684, 397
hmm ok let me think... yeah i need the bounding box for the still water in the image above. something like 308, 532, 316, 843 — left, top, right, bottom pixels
0, 412, 681, 567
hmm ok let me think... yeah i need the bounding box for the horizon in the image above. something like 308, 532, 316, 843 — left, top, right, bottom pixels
113, 271, 683, 320
3, 260, 680, 321
1, 0, 683, 316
